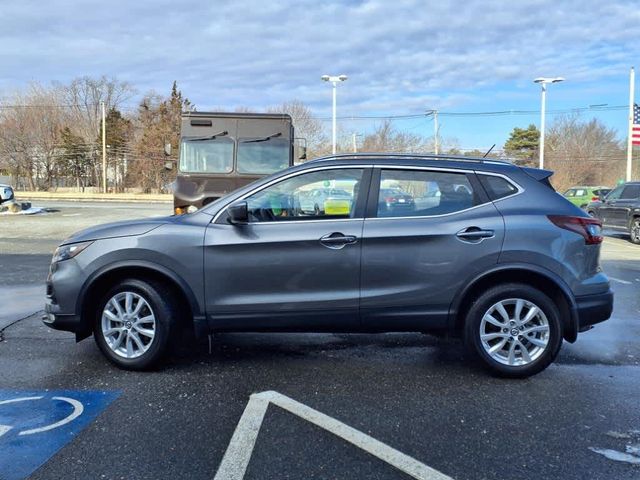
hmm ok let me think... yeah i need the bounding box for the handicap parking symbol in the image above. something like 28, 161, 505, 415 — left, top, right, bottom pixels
0, 390, 120, 480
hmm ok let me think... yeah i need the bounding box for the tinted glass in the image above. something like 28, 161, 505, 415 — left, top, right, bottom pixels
246, 169, 364, 222
606, 186, 624, 200
237, 137, 290, 174
179, 137, 234, 173
377, 169, 478, 217
620, 184, 640, 199
479, 175, 518, 200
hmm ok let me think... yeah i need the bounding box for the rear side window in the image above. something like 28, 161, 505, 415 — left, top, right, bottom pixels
478, 175, 518, 200
376, 169, 480, 217
621, 184, 640, 199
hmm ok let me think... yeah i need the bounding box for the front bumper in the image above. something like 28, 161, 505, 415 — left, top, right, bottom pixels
575, 288, 614, 330
43, 301, 81, 333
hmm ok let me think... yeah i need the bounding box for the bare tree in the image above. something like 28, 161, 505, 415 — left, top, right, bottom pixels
59, 76, 136, 187
267, 100, 327, 157
0, 84, 67, 190
545, 115, 625, 190
360, 120, 429, 153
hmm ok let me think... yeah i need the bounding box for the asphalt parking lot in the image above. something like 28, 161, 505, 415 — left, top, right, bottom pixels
1, 201, 639, 480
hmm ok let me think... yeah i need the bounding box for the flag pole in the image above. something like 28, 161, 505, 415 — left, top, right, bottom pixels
626, 67, 635, 182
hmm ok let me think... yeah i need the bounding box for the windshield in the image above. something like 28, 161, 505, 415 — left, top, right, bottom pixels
179, 137, 234, 173
237, 137, 290, 174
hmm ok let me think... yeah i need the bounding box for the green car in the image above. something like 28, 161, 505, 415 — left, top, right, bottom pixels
562, 186, 610, 208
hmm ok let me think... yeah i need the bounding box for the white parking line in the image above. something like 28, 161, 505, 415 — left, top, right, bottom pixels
609, 277, 633, 285
214, 390, 453, 480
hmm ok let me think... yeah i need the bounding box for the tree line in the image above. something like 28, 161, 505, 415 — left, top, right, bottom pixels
0, 76, 634, 193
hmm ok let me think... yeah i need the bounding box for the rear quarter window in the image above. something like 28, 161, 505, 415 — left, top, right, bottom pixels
478, 175, 519, 200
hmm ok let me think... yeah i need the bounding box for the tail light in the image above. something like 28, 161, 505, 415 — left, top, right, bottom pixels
591, 196, 599, 202
385, 197, 396, 203
547, 215, 603, 245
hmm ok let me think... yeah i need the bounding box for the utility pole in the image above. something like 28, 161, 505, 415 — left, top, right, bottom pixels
433, 110, 439, 155
426, 109, 439, 154
101, 101, 107, 193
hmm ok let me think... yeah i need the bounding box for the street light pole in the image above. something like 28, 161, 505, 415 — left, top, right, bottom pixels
322, 75, 348, 155
534, 77, 565, 169
539, 83, 546, 169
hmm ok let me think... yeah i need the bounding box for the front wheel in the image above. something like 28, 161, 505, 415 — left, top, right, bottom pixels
94, 278, 177, 370
464, 283, 563, 378
630, 218, 640, 245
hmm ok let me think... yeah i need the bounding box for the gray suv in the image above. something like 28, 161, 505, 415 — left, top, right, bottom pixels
44, 154, 613, 377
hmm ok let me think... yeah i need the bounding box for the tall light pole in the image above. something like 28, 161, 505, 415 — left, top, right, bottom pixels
534, 77, 565, 169
321, 74, 348, 154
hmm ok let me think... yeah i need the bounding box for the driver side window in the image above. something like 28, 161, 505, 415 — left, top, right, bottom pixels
605, 186, 623, 201
245, 168, 364, 222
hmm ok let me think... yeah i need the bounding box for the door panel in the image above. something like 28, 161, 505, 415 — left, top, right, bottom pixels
204, 220, 363, 330
360, 168, 505, 331
203, 166, 369, 331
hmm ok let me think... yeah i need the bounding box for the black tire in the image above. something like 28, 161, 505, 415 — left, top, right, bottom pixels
93, 278, 178, 370
464, 283, 563, 378
630, 217, 640, 245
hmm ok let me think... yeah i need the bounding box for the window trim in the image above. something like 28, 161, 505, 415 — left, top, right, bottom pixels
365, 167, 523, 220
213, 165, 373, 225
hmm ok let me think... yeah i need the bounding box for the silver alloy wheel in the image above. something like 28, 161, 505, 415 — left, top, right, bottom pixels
101, 291, 156, 359
632, 219, 640, 242
479, 298, 550, 366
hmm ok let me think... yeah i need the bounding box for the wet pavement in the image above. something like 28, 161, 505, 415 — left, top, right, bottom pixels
1, 201, 639, 479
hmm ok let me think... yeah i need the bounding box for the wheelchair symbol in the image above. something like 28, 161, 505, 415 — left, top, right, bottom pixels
0, 396, 84, 438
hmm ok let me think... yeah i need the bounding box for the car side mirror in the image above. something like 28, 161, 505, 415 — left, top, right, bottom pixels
227, 201, 249, 225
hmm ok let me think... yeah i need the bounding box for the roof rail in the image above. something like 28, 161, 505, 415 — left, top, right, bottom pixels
305, 152, 512, 165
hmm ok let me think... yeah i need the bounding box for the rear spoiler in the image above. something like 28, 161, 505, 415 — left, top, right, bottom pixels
520, 167, 555, 190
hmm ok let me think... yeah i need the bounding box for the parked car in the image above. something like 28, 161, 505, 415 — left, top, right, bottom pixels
298, 188, 353, 215
587, 181, 640, 244
0, 183, 14, 204
562, 186, 609, 209
378, 188, 415, 214
44, 153, 613, 377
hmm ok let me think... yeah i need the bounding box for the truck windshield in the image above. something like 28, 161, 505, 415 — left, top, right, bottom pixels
237, 137, 290, 174
179, 137, 234, 173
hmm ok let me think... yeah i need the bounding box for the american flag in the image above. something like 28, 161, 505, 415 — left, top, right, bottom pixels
633, 103, 640, 146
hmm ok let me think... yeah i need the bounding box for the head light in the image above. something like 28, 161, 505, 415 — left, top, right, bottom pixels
52, 241, 93, 263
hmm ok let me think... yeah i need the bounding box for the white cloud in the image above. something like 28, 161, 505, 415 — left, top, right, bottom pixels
0, 0, 638, 119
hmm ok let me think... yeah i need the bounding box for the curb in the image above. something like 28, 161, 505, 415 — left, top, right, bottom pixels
15, 194, 172, 204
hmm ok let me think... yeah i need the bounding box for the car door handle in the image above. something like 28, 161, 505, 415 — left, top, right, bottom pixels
320, 232, 357, 249
456, 227, 494, 240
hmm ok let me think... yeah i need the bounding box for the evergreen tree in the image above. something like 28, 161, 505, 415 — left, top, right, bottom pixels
504, 124, 539, 164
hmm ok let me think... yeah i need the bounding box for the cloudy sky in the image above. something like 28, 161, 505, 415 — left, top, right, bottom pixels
1, 0, 639, 149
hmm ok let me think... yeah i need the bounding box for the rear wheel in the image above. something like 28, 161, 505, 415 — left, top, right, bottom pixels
464, 283, 562, 378
630, 218, 640, 244
93, 278, 177, 370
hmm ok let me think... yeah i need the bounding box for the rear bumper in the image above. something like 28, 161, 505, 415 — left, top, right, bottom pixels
575, 289, 613, 330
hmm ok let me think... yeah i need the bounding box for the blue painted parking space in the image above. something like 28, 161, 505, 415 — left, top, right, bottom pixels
0, 390, 120, 480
